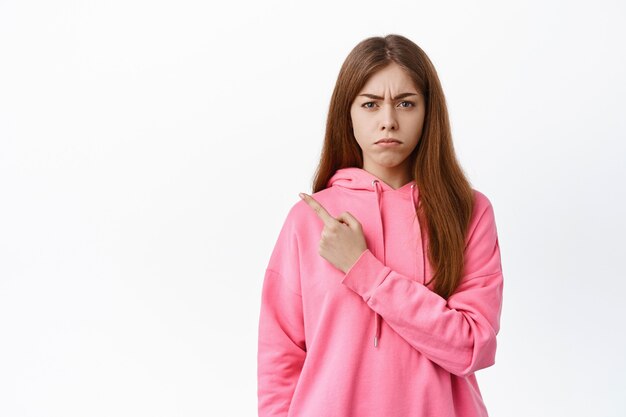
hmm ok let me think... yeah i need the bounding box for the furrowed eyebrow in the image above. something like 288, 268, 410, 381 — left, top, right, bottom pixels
358, 92, 418, 100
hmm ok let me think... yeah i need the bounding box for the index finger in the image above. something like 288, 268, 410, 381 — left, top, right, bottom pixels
299, 193, 337, 226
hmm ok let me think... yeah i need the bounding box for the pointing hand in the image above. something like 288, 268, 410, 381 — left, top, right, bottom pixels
299, 192, 368, 274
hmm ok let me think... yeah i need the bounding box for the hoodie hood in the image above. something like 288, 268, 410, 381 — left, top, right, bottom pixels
327, 167, 421, 348
327, 167, 417, 194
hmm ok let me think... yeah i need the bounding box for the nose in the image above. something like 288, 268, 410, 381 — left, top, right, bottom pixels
380, 104, 398, 131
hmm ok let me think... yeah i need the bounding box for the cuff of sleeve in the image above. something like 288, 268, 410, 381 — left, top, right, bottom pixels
341, 249, 391, 302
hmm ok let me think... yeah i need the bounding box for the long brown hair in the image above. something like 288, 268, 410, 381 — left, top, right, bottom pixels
312, 34, 475, 300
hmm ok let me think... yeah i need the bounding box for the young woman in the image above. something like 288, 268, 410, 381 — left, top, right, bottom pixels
257, 34, 504, 417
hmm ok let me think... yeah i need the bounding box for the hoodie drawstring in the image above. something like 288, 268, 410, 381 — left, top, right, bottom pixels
371, 179, 420, 348
372, 180, 383, 348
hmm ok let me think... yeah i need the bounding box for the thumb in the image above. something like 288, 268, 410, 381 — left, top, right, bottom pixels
335, 211, 361, 229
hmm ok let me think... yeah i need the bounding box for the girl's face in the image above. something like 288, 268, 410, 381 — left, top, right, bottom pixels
350, 62, 426, 179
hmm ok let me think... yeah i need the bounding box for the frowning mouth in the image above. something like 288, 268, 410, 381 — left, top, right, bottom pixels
375, 138, 401, 144
375, 138, 402, 145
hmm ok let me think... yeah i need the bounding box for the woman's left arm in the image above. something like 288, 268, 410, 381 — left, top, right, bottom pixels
341, 197, 504, 378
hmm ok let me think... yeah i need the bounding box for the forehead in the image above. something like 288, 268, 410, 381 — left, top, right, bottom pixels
359, 63, 417, 94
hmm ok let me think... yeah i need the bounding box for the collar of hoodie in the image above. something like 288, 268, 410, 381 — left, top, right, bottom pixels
327, 167, 420, 347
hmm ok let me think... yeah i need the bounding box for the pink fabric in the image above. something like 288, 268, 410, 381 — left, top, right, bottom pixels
257, 167, 504, 417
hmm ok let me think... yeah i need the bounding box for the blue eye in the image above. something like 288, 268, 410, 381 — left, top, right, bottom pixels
362, 102, 375, 108
399, 101, 415, 108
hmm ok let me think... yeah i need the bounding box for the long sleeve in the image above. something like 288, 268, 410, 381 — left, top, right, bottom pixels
341, 196, 504, 378
257, 208, 307, 417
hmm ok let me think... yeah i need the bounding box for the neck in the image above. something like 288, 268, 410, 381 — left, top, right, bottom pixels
362, 162, 414, 190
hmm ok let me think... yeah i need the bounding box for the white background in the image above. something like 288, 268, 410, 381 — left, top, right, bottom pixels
1, 0, 625, 416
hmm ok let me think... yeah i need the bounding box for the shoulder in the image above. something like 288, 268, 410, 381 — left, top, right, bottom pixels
470, 188, 498, 222
467, 188, 499, 243
471, 188, 493, 212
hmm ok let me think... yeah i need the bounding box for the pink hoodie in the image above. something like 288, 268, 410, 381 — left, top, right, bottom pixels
257, 167, 504, 417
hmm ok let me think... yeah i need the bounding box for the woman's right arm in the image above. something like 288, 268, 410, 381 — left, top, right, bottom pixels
257, 207, 307, 417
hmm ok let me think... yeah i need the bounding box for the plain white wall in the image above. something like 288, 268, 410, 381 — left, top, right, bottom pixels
1, 0, 625, 415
